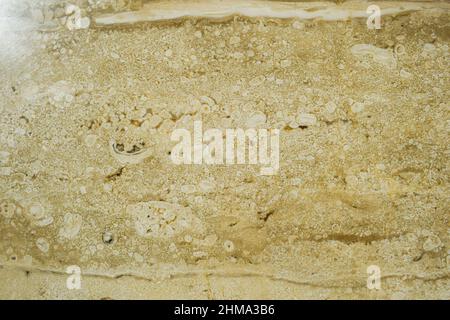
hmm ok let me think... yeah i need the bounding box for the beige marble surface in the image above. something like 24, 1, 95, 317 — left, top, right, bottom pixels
0, 0, 449, 299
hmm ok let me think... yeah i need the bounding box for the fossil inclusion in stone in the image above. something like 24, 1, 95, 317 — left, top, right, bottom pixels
0, 0, 449, 299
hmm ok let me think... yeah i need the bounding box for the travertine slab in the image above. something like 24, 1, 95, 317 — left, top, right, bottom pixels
0, 0, 448, 299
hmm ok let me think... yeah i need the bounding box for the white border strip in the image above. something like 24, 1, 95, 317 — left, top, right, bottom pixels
94, 0, 449, 26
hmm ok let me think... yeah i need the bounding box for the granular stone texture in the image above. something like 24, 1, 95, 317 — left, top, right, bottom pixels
0, 0, 448, 299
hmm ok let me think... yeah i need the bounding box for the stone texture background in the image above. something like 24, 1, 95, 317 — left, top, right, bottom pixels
0, 0, 448, 299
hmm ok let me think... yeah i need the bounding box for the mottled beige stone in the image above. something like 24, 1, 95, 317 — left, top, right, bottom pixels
0, 0, 449, 299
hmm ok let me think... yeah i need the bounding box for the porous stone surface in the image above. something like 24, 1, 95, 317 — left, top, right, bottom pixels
0, 0, 449, 299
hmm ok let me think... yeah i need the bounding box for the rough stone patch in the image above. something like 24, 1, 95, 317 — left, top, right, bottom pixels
351, 44, 397, 68
127, 201, 205, 239
58, 213, 82, 239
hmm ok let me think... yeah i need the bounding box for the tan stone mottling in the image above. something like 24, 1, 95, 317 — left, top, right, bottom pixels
0, 0, 448, 299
